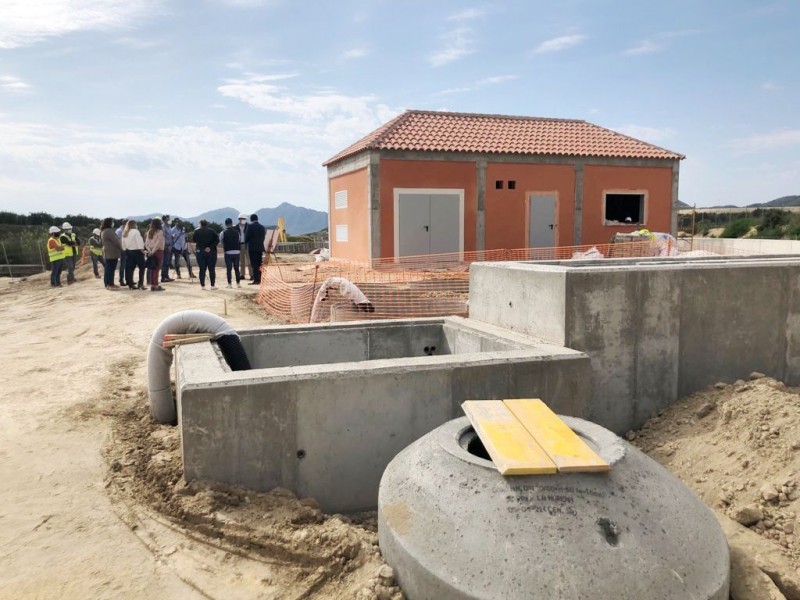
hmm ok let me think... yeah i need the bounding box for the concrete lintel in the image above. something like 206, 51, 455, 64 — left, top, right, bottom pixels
326, 152, 371, 179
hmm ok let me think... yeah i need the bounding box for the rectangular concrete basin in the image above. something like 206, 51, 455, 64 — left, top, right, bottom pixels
176, 316, 589, 513
470, 255, 800, 434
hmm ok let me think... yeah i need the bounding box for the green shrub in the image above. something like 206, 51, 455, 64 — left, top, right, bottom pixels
720, 218, 754, 238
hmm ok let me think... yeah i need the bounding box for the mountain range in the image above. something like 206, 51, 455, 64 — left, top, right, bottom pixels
678, 195, 800, 209
133, 202, 328, 235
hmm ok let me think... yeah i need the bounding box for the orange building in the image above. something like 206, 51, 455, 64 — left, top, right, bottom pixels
323, 110, 684, 262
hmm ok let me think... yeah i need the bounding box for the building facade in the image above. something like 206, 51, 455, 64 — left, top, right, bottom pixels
324, 110, 683, 262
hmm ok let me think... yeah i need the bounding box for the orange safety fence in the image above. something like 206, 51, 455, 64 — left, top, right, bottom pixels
255, 239, 757, 324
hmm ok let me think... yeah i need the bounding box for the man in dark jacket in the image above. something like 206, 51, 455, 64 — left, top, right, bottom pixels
220, 217, 242, 287
244, 213, 266, 285
192, 219, 219, 289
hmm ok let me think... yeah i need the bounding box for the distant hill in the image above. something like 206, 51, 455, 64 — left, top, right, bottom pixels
189, 203, 327, 235
748, 195, 800, 208
676, 200, 691, 209
132, 203, 328, 235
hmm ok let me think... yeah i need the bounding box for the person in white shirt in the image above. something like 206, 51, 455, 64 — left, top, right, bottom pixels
121, 220, 147, 290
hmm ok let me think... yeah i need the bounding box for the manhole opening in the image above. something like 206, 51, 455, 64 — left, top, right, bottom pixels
465, 430, 491, 460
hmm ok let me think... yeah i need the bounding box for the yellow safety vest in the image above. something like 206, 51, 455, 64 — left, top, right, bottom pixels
47, 237, 65, 262
60, 232, 76, 257
89, 236, 103, 256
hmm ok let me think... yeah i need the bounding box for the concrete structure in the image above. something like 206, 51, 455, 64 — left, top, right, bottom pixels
470, 255, 800, 433
691, 236, 800, 255
323, 110, 683, 262
378, 416, 730, 600
176, 317, 590, 512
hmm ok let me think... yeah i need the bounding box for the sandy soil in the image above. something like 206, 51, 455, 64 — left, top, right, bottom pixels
5, 258, 800, 599
632, 375, 800, 599
0, 261, 398, 600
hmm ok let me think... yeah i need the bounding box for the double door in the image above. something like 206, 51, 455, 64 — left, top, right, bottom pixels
395, 191, 462, 257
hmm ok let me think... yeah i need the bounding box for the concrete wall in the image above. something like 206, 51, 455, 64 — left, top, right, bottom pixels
177, 317, 590, 513
691, 237, 800, 255
470, 257, 800, 434
239, 319, 527, 368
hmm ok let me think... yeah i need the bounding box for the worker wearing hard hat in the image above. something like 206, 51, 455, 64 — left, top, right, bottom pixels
237, 212, 249, 280
86, 228, 104, 279
59, 222, 81, 284
46, 226, 65, 287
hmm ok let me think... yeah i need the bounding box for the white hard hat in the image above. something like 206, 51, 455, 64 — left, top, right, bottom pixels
62, 221, 72, 229
238, 213, 247, 219
92, 228, 101, 236
49, 226, 60, 234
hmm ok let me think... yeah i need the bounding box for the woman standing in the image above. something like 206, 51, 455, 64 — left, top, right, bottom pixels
121, 220, 146, 290
144, 218, 165, 292
100, 218, 122, 291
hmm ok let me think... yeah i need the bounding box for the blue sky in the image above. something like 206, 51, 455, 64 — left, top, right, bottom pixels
0, 0, 798, 218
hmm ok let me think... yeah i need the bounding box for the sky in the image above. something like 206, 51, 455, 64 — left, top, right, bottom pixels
0, 0, 798, 218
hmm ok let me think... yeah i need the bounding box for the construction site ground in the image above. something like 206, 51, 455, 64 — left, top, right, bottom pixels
1, 255, 799, 599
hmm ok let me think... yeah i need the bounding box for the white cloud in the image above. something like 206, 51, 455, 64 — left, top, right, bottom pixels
0, 118, 335, 215
617, 124, 676, 143
436, 74, 516, 96
447, 8, 486, 21
429, 27, 474, 67
340, 47, 369, 60
761, 81, 781, 92
534, 34, 586, 54
623, 40, 661, 56
0, 0, 164, 49
216, 72, 400, 149
624, 29, 701, 56
0, 75, 31, 92
730, 129, 800, 153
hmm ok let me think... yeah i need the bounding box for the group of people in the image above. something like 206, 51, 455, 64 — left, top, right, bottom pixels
46, 212, 269, 292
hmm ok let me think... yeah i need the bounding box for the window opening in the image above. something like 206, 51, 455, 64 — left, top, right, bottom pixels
508, 180, 516, 190
495, 180, 503, 190
605, 193, 644, 224
334, 190, 348, 209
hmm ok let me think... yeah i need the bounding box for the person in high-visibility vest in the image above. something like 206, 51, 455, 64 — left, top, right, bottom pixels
46, 226, 65, 288
86, 227, 104, 279
59, 221, 81, 285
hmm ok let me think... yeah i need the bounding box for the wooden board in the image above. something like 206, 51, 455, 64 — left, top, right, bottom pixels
504, 399, 610, 473
462, 401, 557, 475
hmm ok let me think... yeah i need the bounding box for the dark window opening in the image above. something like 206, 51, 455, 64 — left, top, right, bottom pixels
495, 180, 503, 189
508, 180, 516, 190
605, 193, 644, 224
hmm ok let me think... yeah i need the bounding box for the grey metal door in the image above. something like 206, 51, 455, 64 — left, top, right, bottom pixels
528, 194, 556, 248
397, 192, 462, 257
428, 193, 461, 255
398, 193, 431, 256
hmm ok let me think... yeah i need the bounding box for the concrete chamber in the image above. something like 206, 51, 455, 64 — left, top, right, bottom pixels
378, 416, 729, 600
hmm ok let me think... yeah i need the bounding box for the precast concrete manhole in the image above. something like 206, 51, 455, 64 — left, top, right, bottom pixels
379, 416, 730, 600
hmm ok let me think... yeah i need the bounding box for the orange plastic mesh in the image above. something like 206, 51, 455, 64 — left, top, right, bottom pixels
255, 240, 751, 323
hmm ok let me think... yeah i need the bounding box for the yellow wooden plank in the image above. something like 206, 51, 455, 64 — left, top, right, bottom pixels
462, 400, 557, 475
504, 399, 610, 473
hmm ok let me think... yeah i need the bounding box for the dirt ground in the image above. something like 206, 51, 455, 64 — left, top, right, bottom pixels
0, 260, 398, 600
3, 259, 800, 599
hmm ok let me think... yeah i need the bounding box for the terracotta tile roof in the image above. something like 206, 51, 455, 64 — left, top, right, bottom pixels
323, 110, 684, 166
